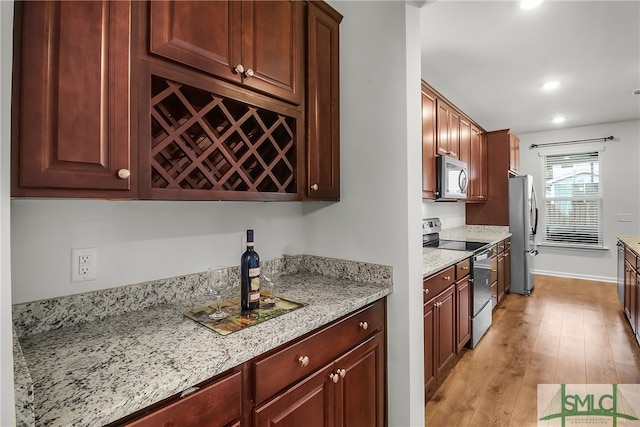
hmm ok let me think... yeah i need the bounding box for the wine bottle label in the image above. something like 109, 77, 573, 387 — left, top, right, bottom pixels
250, 277, 260, 291
249, 291, 260, 302
249, 267, 260, 276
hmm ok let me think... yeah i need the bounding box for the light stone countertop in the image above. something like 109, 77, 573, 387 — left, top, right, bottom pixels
618, 236, 640, 256
14, 256, 392, 427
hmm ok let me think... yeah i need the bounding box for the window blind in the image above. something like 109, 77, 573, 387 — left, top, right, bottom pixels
542, 151, 603, 247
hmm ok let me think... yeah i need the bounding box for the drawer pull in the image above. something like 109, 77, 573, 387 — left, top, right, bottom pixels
180, 386, 199, 398
298, 355, 310, 367
461, 266, 469, 270
443, 276, 451, 280
338, 369, 346, 378
330, 373, 339, 383
359, 321, 369, 330
491, 269, 497, 272
424, 288, 430, 295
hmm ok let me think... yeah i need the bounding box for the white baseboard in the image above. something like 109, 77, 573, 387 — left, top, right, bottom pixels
532, 269, 617, 284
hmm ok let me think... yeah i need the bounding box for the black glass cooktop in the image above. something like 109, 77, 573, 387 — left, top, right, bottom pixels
424, 239, 489, 252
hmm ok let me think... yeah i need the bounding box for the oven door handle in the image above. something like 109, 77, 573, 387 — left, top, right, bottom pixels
474, 252, 489, 261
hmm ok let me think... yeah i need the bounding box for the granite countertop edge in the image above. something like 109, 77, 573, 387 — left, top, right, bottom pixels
17, 272, 392, 427
618, 236, 640, 256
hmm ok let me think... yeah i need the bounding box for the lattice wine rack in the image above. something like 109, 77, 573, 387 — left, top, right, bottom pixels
150, 76, 297, 194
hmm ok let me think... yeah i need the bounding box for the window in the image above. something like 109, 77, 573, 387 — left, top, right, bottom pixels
542, 151, 603, 248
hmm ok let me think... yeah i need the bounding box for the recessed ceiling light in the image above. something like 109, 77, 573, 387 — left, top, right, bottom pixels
521, 0, 543, 10
552, 116, 566, 124
542, 81, 560, 91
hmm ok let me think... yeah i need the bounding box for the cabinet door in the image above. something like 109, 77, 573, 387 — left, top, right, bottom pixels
497, 253, 505, 304
459, 116, 471, 166
456, 277, 471, 352
509, 131, 520, 173
436, 286, 456, 375
468, 124, 487, 201
14, 1, 133, 196
423, 298, 436, 391
334, 334, 385, 427
254, 363, 335, 427
421, 83, 437, 199
636, 273, 640, 344
447, 108, 460, 159
241, 1, 304, 104
625, 260, 635, 324
436, 101, 450, 157
150, 1, 242, 85
150, 1, 303, 105
306, 1, 342, 200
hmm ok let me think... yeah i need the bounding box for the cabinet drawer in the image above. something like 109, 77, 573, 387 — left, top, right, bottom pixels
423, 266, 455, 302
626, 248, 638, 270
253, 299, 385, 405
124, 370, 241, 427
455, 258, 471, 280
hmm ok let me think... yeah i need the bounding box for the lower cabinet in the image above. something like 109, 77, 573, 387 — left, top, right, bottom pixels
113, 299, 386, 426
424, 257, 471, 396
619, 241, 640, 346
254, 333, 384, 427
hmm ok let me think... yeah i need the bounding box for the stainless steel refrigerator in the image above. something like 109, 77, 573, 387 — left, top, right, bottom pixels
508, 175, 539, 295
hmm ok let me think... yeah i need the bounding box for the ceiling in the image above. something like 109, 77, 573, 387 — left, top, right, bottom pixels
420, 1, 640, 135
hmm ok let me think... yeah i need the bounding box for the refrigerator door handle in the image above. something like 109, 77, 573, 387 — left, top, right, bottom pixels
532, 207, 539, 236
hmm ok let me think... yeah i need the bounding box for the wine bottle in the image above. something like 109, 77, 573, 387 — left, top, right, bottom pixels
241, 229, 260, 311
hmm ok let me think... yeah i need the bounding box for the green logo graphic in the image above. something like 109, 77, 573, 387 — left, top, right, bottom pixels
539, 384, 639, 426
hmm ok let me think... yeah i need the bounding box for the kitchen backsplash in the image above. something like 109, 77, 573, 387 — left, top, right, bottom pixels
12, 255, 392, 338
422, 200, 465, 228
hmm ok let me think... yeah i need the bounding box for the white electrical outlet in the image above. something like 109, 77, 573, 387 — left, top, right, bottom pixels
71, 248, 98, 282
617, 213, 632, 223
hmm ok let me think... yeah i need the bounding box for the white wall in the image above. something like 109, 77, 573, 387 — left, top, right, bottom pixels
422, 201, 466, 229
11, 200, 304, 303
305, 2, 425, 425
1, 1, 16, 424
519, 120, 640, 282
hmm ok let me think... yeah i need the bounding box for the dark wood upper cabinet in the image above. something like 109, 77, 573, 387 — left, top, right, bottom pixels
459, 116, 471, 166
421, 83, 437, 199
13, 0, 341, 201
12, 1, 135, 198
305, 1, 342, 200
150, 1, 304, 105
466, 128, 520, 225
436, 100, 459, 159
467, 124, 487, 201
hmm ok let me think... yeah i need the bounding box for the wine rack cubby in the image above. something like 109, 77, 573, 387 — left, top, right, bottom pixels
150, 76, 297, 195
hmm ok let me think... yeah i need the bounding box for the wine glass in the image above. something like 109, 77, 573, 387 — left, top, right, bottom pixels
207, 266, 229, 320
261, 272, 279, 305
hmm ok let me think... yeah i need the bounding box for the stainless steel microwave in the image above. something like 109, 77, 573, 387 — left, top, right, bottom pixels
436, 155, 468, 200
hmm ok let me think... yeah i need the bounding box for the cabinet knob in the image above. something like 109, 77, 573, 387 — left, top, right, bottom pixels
310, 183, 319, 191
443, 276, 451, 280
338, 369, 346, 378
462, 266, 469, 270
359, 321, 368, 330
298, 355, 310, 367
117, 169, 130, 179
491, 269, 497, 272
245, 68, 255, 78
329, 373, 339, 383
424, 288, 430, 295
234, 64, 245, 74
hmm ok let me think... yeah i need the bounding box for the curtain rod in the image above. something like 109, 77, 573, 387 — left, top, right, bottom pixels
529, 135, 614, 149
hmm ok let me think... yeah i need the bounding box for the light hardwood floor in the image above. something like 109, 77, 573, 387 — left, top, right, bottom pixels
425, 274, 640, 426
